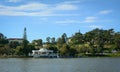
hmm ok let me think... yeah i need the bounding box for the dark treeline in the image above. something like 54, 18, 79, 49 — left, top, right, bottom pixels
0, 28, 120, 57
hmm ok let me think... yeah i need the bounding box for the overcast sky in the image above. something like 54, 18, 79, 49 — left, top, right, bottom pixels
0, 0, 120, 42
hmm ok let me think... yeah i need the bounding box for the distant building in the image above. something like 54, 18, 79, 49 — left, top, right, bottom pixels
7, 27, 27, 44
7, 38, 23, 44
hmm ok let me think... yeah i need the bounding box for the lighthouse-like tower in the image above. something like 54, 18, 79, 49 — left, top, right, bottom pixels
23, 27, 27, 40
23, 27, 28, 56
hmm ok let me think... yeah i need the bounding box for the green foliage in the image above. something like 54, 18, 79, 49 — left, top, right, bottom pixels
46, 37, 51, 43
57, 33, 67, 44
59, 44, 70, 57
70, 31, 83, 44
15, 46, 24, 55
45, 43, 58, 53
0, 33, 8, 45
0, 39, 8, 44
51, 37, 56, 44
0, 28, 120, 57
22, 40, 29, 56
114, 32, 120, 50
9, 41, 20, 48
32, 39, 43, 46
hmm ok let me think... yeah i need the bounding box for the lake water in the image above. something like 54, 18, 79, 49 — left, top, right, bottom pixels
0, 57, 120, 72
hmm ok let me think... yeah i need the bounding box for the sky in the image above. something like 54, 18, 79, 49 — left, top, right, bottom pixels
0, 0, 120, 42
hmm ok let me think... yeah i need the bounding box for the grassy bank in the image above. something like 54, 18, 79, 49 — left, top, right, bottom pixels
106, 53, 120, 57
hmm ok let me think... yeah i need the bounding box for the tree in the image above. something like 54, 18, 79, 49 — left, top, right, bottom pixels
0, 44, 11, 55
0, 33, 5, 39
15, 46, 24, 55
27, 44, 35, 53
46, 37, 51, 44
51, 37, 56, 44
70, 31, 83, 44
62, 33, 67, 43
45, 44, 58, 53
69, 48, 77, 57
22, 39, 29, 56
57, 33, 67, 44
9, 41, 20, 48
84, 28, 105, 54
0, 33, 8, 44
114, 32, 120, 50
59, 44, 70, 57
32, 39, 43, 46
0, 38, 8, 45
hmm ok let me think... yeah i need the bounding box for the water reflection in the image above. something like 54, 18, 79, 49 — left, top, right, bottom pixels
0, 58, 120, 72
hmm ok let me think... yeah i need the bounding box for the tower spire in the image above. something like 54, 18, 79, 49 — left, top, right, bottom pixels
23, 27, 27, 40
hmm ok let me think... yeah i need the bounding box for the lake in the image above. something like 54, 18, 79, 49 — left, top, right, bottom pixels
0, 57, 120, 72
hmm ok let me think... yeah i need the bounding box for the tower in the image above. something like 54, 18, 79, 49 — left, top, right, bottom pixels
23, 27, 28, 56
23, 27, 27, 40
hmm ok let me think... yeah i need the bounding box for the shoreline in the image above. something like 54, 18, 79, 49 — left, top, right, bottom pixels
1, 53, 120, 58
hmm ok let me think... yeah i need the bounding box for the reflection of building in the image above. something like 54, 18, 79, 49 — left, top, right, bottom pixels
31, 48, 58, 58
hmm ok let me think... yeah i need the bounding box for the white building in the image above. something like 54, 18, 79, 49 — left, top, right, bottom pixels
31, 48, 58, 58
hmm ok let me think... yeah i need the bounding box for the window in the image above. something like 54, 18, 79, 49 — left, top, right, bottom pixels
42, 52, 47, 54
35, 52, 38, 54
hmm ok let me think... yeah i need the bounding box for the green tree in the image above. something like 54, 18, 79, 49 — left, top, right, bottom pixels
45, 43, 58, 53
46, 37, 51, 44
70, 31, 83, 44
59, 44, 70, 57
22, 40, 29, 56
69, 48, 77, 57
57, 33, 67, 44
0, 33, 8, 45
51, 37, 56, 44
32, 39, 43, 46
15, 46, 24, 55
9, 41, 20, 48
27, 44, 35, 53
114, 32, 120, 50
